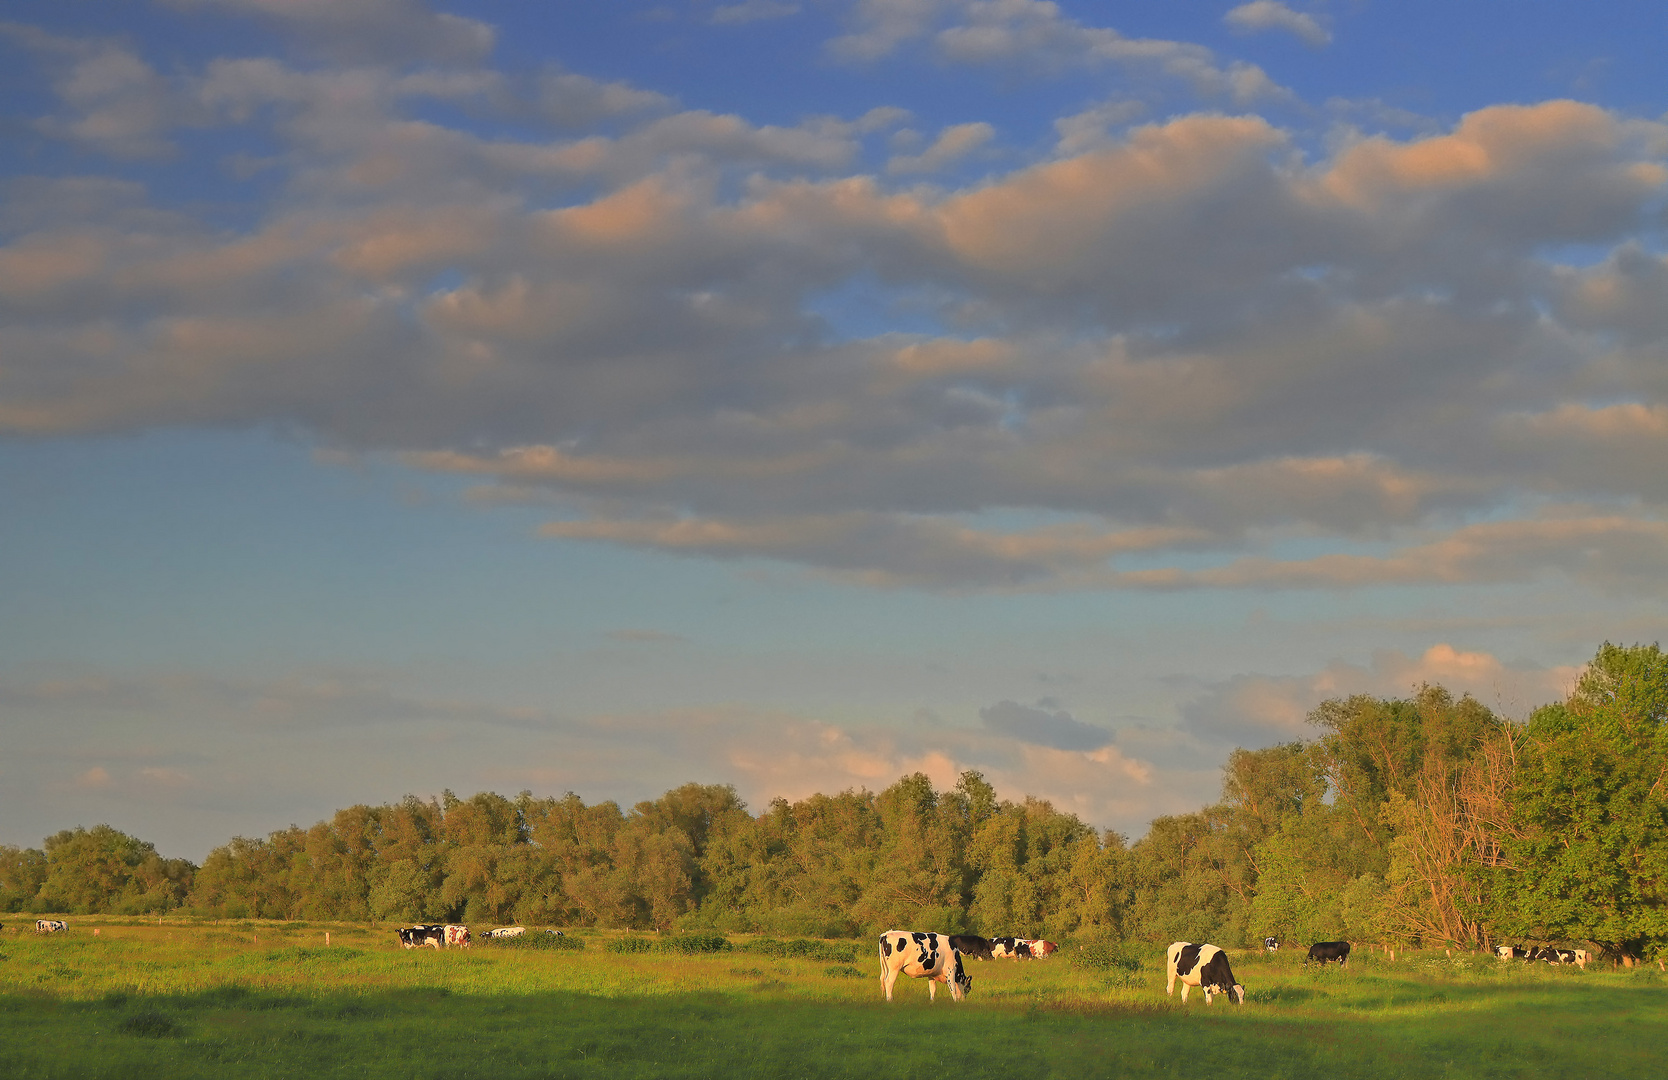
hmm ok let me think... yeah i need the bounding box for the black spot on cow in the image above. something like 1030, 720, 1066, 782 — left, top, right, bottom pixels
1176, 942, 1203, 975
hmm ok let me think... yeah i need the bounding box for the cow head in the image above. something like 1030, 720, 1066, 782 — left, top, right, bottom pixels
1229, 983, 1245, 1004
953, 954, 973, 999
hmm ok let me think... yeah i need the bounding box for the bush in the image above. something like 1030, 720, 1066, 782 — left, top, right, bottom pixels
1072, 942, 1142, 973
823, 964, 865, 979
605, 937, 654, 954
659, 933, 732, 955
491, 932, 585, 950
738, 938, 859, 963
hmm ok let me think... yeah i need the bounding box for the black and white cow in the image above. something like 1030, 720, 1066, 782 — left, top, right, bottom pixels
1306, 941, 1350, 966
1166, 942, 1245, 1005
35, 919, 68, 934
484, 926, 525, 940
1539, 948, 1588, 968
1264, 937, 1280, 952
1496, 945, 1528, 960
988, 936, 1034, 960
948, 934, 995, 961
878, 931, 972, 1002
398, 924, 446, 949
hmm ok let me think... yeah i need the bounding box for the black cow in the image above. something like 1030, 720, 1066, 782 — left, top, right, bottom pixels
948, 934, 995, 961
1306, 941, 1350, 966
1166, 942, 1245, 1005
398, 925, 445, 949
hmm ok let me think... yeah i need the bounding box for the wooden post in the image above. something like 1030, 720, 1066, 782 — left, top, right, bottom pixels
326, 931, 331, 946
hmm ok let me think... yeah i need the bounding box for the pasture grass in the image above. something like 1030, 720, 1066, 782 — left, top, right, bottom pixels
1, 919, 1664, 1078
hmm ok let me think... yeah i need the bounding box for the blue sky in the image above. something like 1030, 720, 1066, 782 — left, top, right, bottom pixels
2, 1, 1665, 859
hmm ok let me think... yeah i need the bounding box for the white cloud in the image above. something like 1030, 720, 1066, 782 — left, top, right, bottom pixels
163, 0, 496, 65
1225, 1, 1331, 48
887, 121, 994, 173
711, 0, 801, 25
1180, 644, 1580, 746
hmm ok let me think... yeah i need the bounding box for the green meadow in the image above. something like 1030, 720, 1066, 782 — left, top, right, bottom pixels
2, 921, 1664, 1079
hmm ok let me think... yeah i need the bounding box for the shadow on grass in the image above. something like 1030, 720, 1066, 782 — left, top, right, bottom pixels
0, 982, 1663, 1079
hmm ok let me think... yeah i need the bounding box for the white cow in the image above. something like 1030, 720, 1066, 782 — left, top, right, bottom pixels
878, 930, 972, 1002
35, 920, 68, 934
484, 926, 526, 939
444, 924, 471, 948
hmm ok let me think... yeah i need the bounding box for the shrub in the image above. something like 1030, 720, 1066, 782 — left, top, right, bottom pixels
605, 937, 654, 954
1072, 942, 1142, 973
659, 933, 732, 955
738, 938, 859, 963
492, 932, 585, 950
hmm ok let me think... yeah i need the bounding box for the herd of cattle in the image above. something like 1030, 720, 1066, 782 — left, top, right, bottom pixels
26, 918, 1602, 1003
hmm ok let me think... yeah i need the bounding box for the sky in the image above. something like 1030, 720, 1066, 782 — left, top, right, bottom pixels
2, 0, 1666, 862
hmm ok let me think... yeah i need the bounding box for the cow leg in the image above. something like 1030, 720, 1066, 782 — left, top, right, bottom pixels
882, 968, 897, 1002
1179, 983, 1191, 1004
927, 979, 937, 1002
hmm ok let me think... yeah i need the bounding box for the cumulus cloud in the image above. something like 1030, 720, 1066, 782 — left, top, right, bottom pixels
1225, 2, 1331, 48
162, 0, 496, 65
979, 700, 1114, 750
830, 0, 1291, 104
1180, 644, 1581, 745
887, 121, 995, 173
2, 13, 1668, 599
711, 0, 801, 24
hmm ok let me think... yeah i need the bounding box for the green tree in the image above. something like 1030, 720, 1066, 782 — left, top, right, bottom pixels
1501, 643, 1668, 962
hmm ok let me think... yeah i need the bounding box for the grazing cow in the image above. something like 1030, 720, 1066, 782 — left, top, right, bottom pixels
878, 931, 972, 1002
988, 937, 1034, 960
35, 920, 68, 934
1166, 942, 1245, 1005
484, 926, 526, 939
948, 934, 995, 961
1536, 947, 1586, 968
1024, 939, 1058, 958
544, 930, 564, 937
1264, 937, 1280, 952
1306, 941, 1351, 966
398, 925, 445, 949
444, 924, 471, 948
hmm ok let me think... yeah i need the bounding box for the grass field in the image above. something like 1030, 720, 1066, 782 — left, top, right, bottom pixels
2, 919, 1664, 1079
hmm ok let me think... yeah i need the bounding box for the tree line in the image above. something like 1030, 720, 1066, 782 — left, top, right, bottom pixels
3, 642, 1663, 962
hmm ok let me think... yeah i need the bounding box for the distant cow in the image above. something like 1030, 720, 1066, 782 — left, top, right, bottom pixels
444, 924, 471, 948
988, 936, 1034, 960
1024, 939, 1058, 957
1537, 947, 1587, 968
398, 925, 445, 949
878, 930, 972, 1002
1306, 941, 1350, 966
1264, 937, 1280, 952
1497, 945, 1528, 960
484, 926, 525, 939
35, 920, 68, 934
948, 934, 995, 961
1166, 942, 1245, 1005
